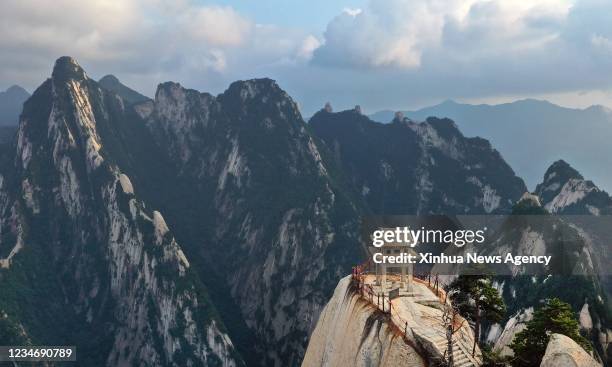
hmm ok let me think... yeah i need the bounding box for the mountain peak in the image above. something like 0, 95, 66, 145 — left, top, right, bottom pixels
0, 85, 31, 126
544, 159, 583, 182
99, 74, 120, 85
439, 99, 459, 106
224, 78, 282, 101
99, 74, 150, 104
155, 81, 191, 104
511, 192, 548, 215
219, 78, 302, 122
535, 159, 612, 214
5, 85, 29, 96
52, 56, 87, 83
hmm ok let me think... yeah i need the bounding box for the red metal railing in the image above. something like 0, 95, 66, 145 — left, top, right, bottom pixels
350, 264, 457, 353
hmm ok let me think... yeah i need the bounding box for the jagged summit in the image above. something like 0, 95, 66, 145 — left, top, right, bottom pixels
423, 116, 463, 138
542, 159, 583, 183
220, 78, 288, 104
535, 159, 612, 214
51, 56, 87, 82
156, 80, 183, 94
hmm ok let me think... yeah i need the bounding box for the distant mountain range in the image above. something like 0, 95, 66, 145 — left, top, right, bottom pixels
371, 99, 612, 192
0, 85, 30, 126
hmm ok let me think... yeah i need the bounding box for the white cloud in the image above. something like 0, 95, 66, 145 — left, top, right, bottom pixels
0, 0, 315, 96
180, 6, 251, 47
313, 0, 575, 69
591, 34, 612, 53
297, 35, 322, 60
342, 8, 362, 17
1, 0, 612, 115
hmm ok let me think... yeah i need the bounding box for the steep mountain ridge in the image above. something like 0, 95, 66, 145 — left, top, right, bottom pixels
309, 109, 526, 215
370, 99, 612, 193
134, 93, 528, 365
535, 160, 612, 215
133, 77, 363, 366
0, 57, 241, 366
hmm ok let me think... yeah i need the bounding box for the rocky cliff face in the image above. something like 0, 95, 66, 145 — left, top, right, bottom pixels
302, 275, 481, 367
136, 83, 528, 366
0, 57, 241, 366
130, 79, 363, 366
309, 109, 526, 215
2, 56, 605, 367
540, 334, 600, 367
535, 160, 612, 215
480, 191, 611, 364
302, 277, 426, 367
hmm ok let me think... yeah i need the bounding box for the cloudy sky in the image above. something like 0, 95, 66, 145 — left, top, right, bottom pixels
1, 0, 612, 115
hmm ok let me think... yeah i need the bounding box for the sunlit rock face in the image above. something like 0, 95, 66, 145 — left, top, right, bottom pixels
135, 77, 363, 366
303, 276, 481, 367
540, 334, 599, 367
0, 57, 242, 366
302, 277, 427, 367
535, 160, 612, 215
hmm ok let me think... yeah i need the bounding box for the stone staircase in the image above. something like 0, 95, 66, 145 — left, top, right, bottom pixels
418, 328, 482, 367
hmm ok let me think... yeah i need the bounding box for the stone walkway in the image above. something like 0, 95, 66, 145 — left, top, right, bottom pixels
360, 274, 482, 367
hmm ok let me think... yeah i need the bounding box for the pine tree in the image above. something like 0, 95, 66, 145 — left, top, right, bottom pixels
449, 274, 506, 356
510, 298, 591, 367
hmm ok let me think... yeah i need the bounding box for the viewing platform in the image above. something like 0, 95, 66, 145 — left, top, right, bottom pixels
351, 271, 483, 367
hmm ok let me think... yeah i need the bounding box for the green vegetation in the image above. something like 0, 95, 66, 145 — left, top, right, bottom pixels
481, 344, 512, 367
449, 273, 506, 356
510, 298, 591, 367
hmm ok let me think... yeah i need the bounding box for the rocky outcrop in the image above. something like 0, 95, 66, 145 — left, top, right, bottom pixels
535, 160, 612, 215
492, 308, 533, 357
302, 277, 425, 367
303, 276, 481, 367
540, 333, 600, 367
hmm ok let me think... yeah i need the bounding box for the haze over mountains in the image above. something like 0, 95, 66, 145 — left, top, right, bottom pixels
0, 85, 30, 126
371, 99, 612, 193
